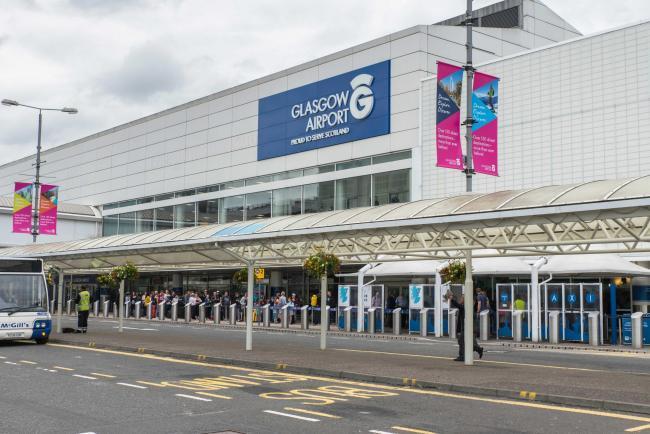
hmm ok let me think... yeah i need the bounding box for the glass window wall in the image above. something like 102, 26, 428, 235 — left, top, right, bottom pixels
335, 175, 371, 210
103, 216, 118, 236
155, 193, 174, 202
372, 150, 411, 165
303, 181, 335, 214
336, 158, 371, 171
135, 209, 154, 233
118, 212, 136, 234
155, 206, 173, 230
373, 169, 411, 206
219, 196, 244, 223
272, 186, 302, 217
245, 191, 272, 220
197, 199, 219, 225
174, 203, 196, 228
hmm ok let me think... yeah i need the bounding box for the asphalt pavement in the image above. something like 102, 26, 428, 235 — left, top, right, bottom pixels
48, 316, 650, 407
1, 341, 649, 434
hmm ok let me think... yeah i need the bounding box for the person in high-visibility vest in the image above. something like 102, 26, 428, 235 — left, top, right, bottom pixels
75, 286, 92, 333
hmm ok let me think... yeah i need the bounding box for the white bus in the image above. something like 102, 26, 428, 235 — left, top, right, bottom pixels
0, 257, 51, 344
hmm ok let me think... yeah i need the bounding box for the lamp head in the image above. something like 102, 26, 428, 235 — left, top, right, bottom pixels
2, 99, 19, 106
61, 107, 78, 114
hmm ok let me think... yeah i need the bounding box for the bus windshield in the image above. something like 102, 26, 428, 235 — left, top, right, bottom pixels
0, 274, 48, 312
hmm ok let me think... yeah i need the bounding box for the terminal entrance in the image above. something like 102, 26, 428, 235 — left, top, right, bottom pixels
337, 284, 384, 332
543, 283, 602, 343
496, 284, 531, 339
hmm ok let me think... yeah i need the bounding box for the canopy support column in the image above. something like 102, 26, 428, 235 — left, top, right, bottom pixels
530, 257, 548, 342
320, 274, 328, 350
56, 270, 64, 334
435, 270, 443, 338
464, 250, 474, 366
246, 262, 254, 351
118, 280, 124, 333
357, 264, 373, 333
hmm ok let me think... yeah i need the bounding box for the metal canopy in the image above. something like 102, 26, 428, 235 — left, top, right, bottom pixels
1, 176, 650, 272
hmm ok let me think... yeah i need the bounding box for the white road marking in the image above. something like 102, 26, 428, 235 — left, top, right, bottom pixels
0, 355, 6, 359
175, 393, 212, 402
369, 430, 397, 434
112, 326, 158, 331
4, 361, 18, 365
73, 374, 97, 380
20, 360, 37, 364
116, 382, 147, 389
263, 410, 320, 422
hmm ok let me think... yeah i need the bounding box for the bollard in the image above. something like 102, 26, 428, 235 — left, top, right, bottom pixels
103, 300, 110, 318
420, 308, 430, 337
134, 301, 142, 320
632, 312, 643, 349
448, 308, 458, 338
49, 299, 56, 315
112, 302, 118, 319
158, 301, 166, 320
301, 305, 309, 330
326, 305, 331, 330
513, 310, 523, 342
92, 300, 99, 317
66, 299, 73, 316
262, 304, 270, 327
100, 295, 107, 309
229, 304, 237, 325
214, 303, 222, 324
479, 310, 489, 341
344, 307, 353, 332
184, 303, 191, 323
199, 303, 206, 323
549, 311, 560, 344
281, 305, 289, 328
588, 312, 599, 346
392, 307, 402, 335
367, 307, 376, 334
124, 301, 131, 319
171, 302, 178, 321
146, 302, 153, 320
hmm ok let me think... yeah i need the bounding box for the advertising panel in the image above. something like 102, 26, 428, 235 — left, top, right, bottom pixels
435, 62, 464, 170
338, 285, 351, 308
38, 184, 59, 235
471, 71, 499, 176
409, 284, 424, 310
258, 60, 390, 160
12, 182, 32, 234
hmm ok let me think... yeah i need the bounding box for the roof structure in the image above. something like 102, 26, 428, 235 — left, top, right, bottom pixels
1, 176, 649, 272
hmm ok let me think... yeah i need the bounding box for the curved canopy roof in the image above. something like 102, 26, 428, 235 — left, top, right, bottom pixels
1, 176, 649, 271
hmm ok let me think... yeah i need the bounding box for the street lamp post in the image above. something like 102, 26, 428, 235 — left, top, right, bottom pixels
2, 99, 78, 243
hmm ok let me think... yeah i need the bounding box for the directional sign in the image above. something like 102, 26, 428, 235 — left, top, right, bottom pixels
585, 292, 595, 304
567, 294, 577, 304
550, 293, 559, 303
500, 293, 509, 303
254, 268, 265, 279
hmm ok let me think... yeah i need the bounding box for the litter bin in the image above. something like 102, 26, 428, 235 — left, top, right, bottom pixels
588, 312, 599, 346
549, 311, 560, 344
479, 310, 489, 341
392, 308, 402, 335
513, 310, 523, 342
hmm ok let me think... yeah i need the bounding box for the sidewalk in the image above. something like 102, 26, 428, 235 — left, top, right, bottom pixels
51, 316, 650, 414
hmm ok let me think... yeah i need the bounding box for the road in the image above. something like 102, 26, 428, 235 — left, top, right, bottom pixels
1, 341, 649, 434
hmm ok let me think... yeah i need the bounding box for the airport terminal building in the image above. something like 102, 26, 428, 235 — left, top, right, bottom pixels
1, 1, 649, 315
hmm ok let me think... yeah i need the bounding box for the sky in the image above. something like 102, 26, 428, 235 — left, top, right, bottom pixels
0, 0, 648, 167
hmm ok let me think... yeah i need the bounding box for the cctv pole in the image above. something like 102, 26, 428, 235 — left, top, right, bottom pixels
464, 0, 475, 366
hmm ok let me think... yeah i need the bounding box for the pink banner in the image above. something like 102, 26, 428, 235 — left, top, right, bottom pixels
12, 182, 33, 234
435, 62, 464, 170
471, 71, 499, 176
38, 184, 59, 235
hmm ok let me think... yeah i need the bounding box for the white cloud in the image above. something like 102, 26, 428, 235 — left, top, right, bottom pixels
0, 0, 648, 168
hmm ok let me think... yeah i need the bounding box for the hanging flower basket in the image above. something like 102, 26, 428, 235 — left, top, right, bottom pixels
109, 262, 139, 282
97, 273, 118, 289
232, 267, 248, 283
303, 250, 341, 278
439, 259, 467, 284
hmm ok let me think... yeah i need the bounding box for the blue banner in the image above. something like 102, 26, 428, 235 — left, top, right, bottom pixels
257, 60, 390, 160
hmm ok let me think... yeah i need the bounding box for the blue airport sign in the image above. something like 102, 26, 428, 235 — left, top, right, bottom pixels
257, 60, 391, 160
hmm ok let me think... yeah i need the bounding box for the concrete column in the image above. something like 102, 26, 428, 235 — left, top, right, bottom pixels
246, 263, 254, 351
118, 280, 125, 333
530, 257, 548, 343
464, 251, 474, 366
434, 271, 442, 338
357, 264, 373, 333
56, 271, 64, 333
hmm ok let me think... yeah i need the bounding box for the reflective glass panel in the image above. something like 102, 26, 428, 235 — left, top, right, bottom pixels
118, 212, 136, 234
174, 203, 196, 228
135, 209, 154, 233
103, 216, 118, 236
219, 196, 244, 223
272, 186, 302, 217
372, 169, 411, 206
245, 191, 272, 220
197, 199, 219, 225
303, 181, 334, 214
335, 175, 371, 209
155, 206, 173, 230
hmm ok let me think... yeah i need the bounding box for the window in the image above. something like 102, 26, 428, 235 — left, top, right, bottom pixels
135, 209, 154, 233
221, 180, 245, 190
246, 175, 273, 186
197, 199, 219, 225
372, 150, 412, 165
335, 175, 371, 210
336, 158, 371, 171
155, 193, 174, 202
175, 189, 195, 198
155, 206, 173, 230
303, 165, 335, 176
103, 203, 118, 211
118, 212, 136, 234
103, 216, 118, 236
273, 170, 303, 181
196, 185, 220, 193
272, 186, 302, 217
373, 169, 411, 206
120, 200, 137, 208
303, 181, 335, 214
137, 197, 154, 205
219, 196, 244, 223
174, 203, 196, 228
245, 191, 272, 220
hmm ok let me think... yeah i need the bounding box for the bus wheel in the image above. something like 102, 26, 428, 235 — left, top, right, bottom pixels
35, 338, 49, 345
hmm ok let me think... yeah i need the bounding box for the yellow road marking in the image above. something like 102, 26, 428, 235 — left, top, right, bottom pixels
53, 366, 74, 371
47, 343, 650, 424
19, 360, 37, 365
626, 424, 650, 432
285, 407, 341, 419
333, 348, 615, 374
90, 372, 116, 378
197, 391, 232, 400
136, 381, 166, 387
393, 426, 437, 434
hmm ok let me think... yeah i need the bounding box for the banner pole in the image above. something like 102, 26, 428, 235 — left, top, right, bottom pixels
32, 110, 43, 243
464, 0, 474, 193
